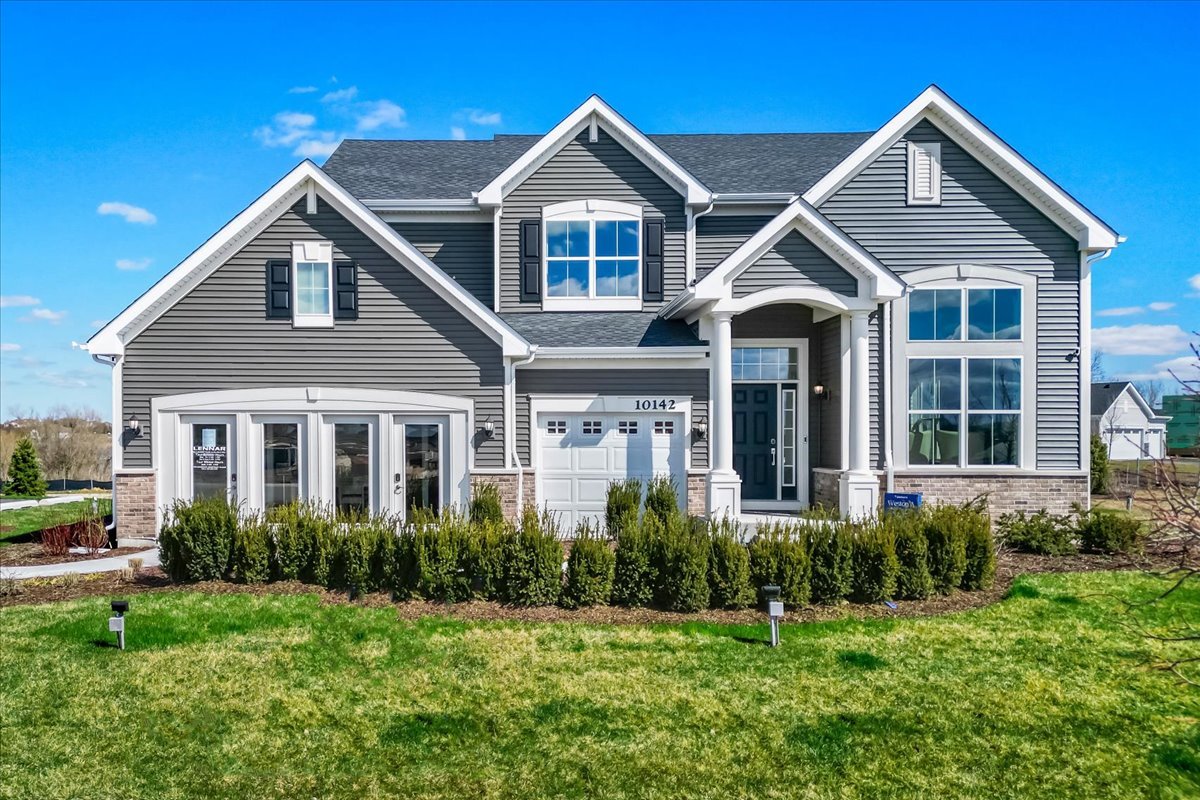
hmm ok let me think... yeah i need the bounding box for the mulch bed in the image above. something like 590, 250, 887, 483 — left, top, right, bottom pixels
1, 549, 1185, 621
0, 545, 147, 568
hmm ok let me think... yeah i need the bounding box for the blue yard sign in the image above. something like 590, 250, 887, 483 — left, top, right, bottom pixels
883, 492, 922, 512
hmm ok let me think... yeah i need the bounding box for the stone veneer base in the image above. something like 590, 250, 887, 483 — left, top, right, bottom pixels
115, 470, 157, 540
886, 473, 1088, 519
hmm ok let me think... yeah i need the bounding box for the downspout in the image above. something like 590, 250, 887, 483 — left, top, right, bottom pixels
687, 197, 717, 285
510, 347, 539, 513
91, 352, 120, 532
882, 301, 895, 494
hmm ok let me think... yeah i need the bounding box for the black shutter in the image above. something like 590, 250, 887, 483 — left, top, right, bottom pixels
519, 219, 541, 301
334, 260, 358, 320
265, 259, 291, 319
643, 218, 664, 301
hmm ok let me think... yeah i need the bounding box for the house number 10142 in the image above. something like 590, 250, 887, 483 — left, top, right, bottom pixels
635, 399, 676, 411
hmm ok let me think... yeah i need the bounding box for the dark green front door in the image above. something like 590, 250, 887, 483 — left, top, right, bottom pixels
733, 384, 777, 501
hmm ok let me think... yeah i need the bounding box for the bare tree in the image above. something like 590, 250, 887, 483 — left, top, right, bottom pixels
1092, 350, 1106, 381
1135, 380, 1164, 410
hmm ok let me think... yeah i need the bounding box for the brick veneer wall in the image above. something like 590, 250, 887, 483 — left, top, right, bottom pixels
469, 471, 536, 521
686, 472, 707, 517
812, 470, 841, 511
115, 470, 157, 540
888, 473, 1088, 519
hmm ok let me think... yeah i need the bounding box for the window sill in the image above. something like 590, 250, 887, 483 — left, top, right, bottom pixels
292, 316, 334, 329
541, 298, 642, 312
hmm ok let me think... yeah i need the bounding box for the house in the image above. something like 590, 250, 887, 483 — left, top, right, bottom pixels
86, 86, 1121, 540
1162, 394, 1200, 456
1091, 382, 1170, 460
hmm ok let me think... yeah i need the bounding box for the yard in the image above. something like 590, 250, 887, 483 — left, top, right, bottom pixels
0, 499, 110, 546
0, 570, 1196, 799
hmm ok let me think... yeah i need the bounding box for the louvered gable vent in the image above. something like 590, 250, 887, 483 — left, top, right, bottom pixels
906, 141, 942, 205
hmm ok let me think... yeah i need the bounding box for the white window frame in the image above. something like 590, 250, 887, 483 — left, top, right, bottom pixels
893, 265, 1037, 471
906, 141, 942, 206
292, 241, 334, 328
252, 414, 309, 510
907, 285, 1024, 343
542, 199, 643, 312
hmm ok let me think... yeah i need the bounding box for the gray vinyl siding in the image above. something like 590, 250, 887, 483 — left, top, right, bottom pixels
122, 198, 505, 469
695, 215, 772, 279
819, 120, 1083, 470
389, 222, 493, 306
732, 231, 858, 297
731, 304, 813, 339
498, 128, 686, 312
515, 369, 709, 470
810, 315, 842, 470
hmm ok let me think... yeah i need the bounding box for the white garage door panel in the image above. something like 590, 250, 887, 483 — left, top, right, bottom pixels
539, 412, 685, 532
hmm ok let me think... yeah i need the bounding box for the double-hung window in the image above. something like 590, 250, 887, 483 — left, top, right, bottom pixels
292, 242, 333, 327
902, 280, 1030, 468
543, 200, 641, 310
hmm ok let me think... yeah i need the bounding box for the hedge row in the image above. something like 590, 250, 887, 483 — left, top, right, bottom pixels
997, 503, 1144, 556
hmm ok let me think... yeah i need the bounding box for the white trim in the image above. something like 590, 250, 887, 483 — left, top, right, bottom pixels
252, 414, 309, 510
541, 200, 643, 311
291, 241, 334, 328
110, 356, 123, 471
492, 206, 503, 312
86, 161, 531, 358
519, 355, 709, 371
532, 346, 708, 360
730, 338, 809, 505
364, 198, 480, 212
906, 141, 942, 206
803, 85, 1119, 250
378, 211, 491, 224
476, 95, 712, 207
1079, 252, 1092, 474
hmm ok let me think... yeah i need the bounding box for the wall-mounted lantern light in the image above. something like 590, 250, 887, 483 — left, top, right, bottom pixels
482, 416, 495, 437
126, 415, 141, 434
694, 418, 708, 440
812, 384, 826, 398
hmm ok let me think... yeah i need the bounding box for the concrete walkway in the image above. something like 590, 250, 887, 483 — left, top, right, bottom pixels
0, 548, 158, 581
0, 493, 107, 511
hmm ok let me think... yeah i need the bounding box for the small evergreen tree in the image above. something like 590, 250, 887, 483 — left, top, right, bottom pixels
6, 437, 47, 498
1090, 434, 1111, 495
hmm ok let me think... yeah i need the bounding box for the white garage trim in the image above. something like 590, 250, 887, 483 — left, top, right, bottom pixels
528, 395, 693, 470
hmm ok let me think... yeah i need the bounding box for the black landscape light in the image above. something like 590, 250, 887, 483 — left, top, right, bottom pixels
762, 585, 783, 648
109, 600, 128, 650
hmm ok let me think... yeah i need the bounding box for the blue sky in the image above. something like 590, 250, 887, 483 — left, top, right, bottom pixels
1, 0, 1197, 417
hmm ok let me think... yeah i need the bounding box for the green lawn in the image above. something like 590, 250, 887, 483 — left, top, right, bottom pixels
0, 499, 110, 545
0, 572, 1196, 800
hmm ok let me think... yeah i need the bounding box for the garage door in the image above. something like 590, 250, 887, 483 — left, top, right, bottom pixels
538, 412, 686, 532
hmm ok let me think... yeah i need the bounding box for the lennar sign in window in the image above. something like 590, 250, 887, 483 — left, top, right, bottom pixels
192, 424, 228, 500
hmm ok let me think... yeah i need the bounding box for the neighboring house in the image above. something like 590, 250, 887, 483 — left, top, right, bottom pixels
1091, 382, 1170, 460
86, 85, 1121, 540
1163, 394, 1200, 456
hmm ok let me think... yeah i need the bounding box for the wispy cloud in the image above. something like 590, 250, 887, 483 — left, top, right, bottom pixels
1148, 301, 1175, 312
254, 111, 318, 148
322, 86, 359, 103
22, 307, 68, 324
256, 87, 405, 159
1122, 354, 1200, 383
294, 137, 341, 158
1190, 273, 1200, 297
0, 343, 20, 352
0, 295, 40, 309
355, 99, 405, 131
1096, 306, 1143, 317
116, 257, 152, 272
34, 369, 95, 389
288, 85, 318, 94
19, 355, 51, 368
450, 126, 467, 141
90, 319, 108, 329
1092, 323, 1191, 356
465, 109, 502, 126
97, 201, 156, 224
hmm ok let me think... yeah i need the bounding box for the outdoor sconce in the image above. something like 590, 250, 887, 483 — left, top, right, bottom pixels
812, 384, 826, 399
694, 418, 708, 440
762, 585, 783, 647
109, 600, 129, 650
126, 415, 141, 434
481, 416, 495, 437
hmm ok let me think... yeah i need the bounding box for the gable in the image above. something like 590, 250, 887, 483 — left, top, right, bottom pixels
732, 230, 858, 298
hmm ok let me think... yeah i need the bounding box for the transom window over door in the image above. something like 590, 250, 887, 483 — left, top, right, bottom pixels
909, 287, 1021, 341
542, 200, 642, 310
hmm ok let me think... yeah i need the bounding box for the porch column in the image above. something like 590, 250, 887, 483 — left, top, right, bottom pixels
839, 308, 880, 518
706, 311, 741, 518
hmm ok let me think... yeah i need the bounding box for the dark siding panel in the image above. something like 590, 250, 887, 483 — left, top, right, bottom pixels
389, 221, 493, 306
499, 129, 686, 312
124, 199, 505, 469
733, 230, 858, 297
515, 369, 709, 470
809, 316, 842, 470
731, 304, 814, 339
820, 120, 1082, 470
695, 215, 773, 279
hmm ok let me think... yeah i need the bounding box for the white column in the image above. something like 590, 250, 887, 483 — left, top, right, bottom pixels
840, 308, 879, 519
706, 311, 741, 518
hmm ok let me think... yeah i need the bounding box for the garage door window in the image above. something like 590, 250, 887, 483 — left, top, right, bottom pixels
582, 420, 603, 435
653, 420, 674, 435
546, 420, 567, 434
618, 420, 638, 435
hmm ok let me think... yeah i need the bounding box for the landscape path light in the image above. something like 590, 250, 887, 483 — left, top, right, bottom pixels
109, 600, 128, 650
762, 585, 783, 647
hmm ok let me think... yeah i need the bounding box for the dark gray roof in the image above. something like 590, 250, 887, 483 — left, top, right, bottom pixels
500, 312, 703, 349
322, 132, 872, 199
1091, 381, 1131, 415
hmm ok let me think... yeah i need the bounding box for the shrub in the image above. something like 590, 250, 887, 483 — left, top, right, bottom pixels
850, 520, 899, 603
644, 476, 680, 526
502, 508, 563, 606
747, 522, 810, 607
997, 509, 1076, 556
6, 437, 47, 498
960, 510, 996, 591
808, 521, 853, 604
230, 516, 270, 584
75, 517, 110, 555
653, 515, 710, 612
605, 479, 642, 535
562, 522, 615, 608
305, 511, 342, 589
1077, 508, 1144, 554
891, 511, 933, 600
708, 517, 755, 609
463, 518, 509, 600
926, 505, 969, 594
39, 523, 73, 558
412, 508, 472, 602
341, 517, 394, 593
613, 512, 657, 607
1090, 434, 1111, 495
158, 497, 238, 582
469, 482, 505, 526
266, 502, 313, 581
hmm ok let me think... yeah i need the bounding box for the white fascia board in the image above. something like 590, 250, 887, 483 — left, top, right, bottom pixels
804, 85, 1120, 250
364, 198, 480, 212
87, 161, 531, 358
476, 95, 713, 207
534, 346, 708, 360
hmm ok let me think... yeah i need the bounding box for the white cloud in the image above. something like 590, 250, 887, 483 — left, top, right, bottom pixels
254, 111, 317, 147
19, 355, 50, 368
322, 86, 358, 103
90, 319, 107, 329
294, 138, 341, 158
116, 257, 152, 271
1122, 354, 1200, 383
0, 295, 40, 308
466, 109, 502, 126
355, 99, 405, 131
97, 201, 156, 224
450, 126, 466, 141
1093, 323, 1191, 356
0, 343, 20, 352
1190, 273, 1200, 297
33, 369, 95, 389
1147, 301, 1176, 312
1097, 306, 1143, 317
22, 307, 67, 324
288, 85, 318, 94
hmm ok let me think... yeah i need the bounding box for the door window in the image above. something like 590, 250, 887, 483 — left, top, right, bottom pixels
263, 422, 301, 508
405, 423, 441, 513
191, 423, 230, 501
334, 423, 371, 513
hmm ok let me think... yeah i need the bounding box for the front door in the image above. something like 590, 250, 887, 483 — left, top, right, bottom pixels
392, 417, 445, 518
733, 385, 777, 500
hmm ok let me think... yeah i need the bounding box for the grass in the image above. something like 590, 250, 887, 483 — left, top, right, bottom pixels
0, 499, 111, 546
0, 571, 1196, 800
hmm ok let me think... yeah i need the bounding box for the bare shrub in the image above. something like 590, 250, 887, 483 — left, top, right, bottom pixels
39, 524, 73, 558
75, 519, 109, 556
